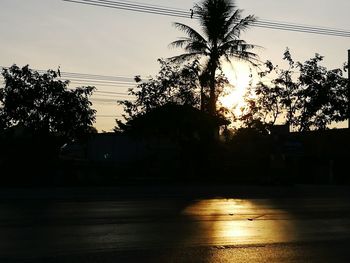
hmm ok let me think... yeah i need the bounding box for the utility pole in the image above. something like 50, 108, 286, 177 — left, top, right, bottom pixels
348, 49, 350, 129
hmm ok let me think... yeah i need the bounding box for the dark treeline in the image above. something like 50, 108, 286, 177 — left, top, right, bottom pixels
1, 0, 349, 187
56, 125, 350, 186
0, 61, 348, 186
0, 65, 96, 186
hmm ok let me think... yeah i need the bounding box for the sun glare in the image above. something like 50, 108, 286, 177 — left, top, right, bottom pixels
218, 62, 256, 116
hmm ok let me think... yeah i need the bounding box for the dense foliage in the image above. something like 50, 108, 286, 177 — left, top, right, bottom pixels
115, 59, 231, 133
0, 65, 96, 140
241, 49, 348, 131
118, 59, 201, 118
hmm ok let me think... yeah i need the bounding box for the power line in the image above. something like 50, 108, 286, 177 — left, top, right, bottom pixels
0, 67, 132, 119
120, 0, 186, 12
98, 0, 346, 35
251, 22, 350, 37
69, 80, 134, 87
84, 0, 350, 35
95, 90, 129, 95
62, 0, 350, 37
1, 66, 138, 97
63, 0, 190, 18
57, 72, 135, 82
1, 66, 135, 107
0, 66, 136, 87
93, 93, 130, 99
76, 0, 350, 33
256, 19, 350, 35
96, 114, 123, 118
0, 66, 137, 83
89, 0, 188, 16
91, 98, 121, 103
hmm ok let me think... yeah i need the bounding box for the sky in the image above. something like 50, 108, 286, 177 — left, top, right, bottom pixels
0, 0, 349, 131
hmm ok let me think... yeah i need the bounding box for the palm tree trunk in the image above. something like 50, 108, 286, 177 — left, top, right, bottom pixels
208, 60, 217, 116
200, 85, 205, 112
208, 61, 219, 139
209, 82, 216, 115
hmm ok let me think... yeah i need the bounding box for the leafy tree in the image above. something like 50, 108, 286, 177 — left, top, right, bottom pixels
0, 65, 96, 140
116, 59, 202, 130
240, 60, 283, 128
169, 0, 258, 115
294, 53, 347, 131
116, 59, 230, 133
242, 49, 348, 131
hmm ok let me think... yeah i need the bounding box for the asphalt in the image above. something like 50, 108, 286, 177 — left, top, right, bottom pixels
0, 185, 349, 262
4, 241, 348, 263
1, 184, 350, 200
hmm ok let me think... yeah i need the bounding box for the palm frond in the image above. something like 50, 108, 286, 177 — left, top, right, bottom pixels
219, 40, 257, 58
169, 39, 192, 49
228, 47, 259, 58
186, 42, 209, 53
168, 52, 202, 63
169, 38, 208, 54
173, 22, 207, 44
230, 51, 261, 66
221, 39, 259, 63
224, 15, 256, 41
224, 9, 242, 30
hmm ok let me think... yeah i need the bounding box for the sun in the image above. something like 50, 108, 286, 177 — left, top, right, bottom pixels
218, 62, 255, 116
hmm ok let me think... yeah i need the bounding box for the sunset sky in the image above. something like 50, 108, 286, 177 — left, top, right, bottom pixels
1, 0, 349, 131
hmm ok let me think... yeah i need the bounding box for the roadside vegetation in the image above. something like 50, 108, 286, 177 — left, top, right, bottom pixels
0, 0, 348, 186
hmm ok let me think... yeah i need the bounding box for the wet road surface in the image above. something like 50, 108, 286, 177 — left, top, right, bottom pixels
0, 188, 350, 262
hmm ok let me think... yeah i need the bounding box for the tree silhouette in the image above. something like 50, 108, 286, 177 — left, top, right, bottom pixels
169, 0, 258, 116
242, 49, 348, 131
240, 60, 282, 128
0, 65, 96, 140
115, 59, 202, 130
116, 103, 229, 141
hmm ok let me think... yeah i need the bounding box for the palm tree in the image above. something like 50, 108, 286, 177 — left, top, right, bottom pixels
169, 0, 258, 116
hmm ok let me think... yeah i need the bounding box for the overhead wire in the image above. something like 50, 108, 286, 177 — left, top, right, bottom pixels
97, 114, 123, 117
0, 67, 137, 90
95, 90, 129, 95
0, 66, 137, 83
255, 19, 350, 35
108, 0, 188, 12
0, 66, 135, 113
68, 80, 135, 87
63, 0, 190, 18
62, 0, 350, 37
87, 0, 189, 16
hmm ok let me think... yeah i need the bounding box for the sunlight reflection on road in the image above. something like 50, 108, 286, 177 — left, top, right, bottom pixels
181, 199, 297, 246
1, 198, 350, 259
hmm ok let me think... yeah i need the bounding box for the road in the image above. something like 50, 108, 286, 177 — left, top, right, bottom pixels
0, 187, 350, 262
